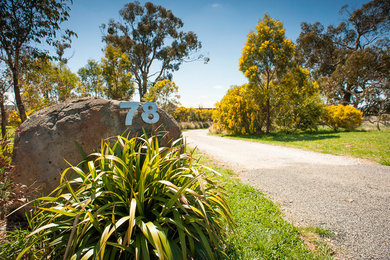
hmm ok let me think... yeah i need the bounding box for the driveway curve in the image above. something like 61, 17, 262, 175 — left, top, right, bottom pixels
183, 129, 390, 259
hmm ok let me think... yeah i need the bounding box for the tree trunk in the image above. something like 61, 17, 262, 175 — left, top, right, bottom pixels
265, 72, 271, 134
0, 94, 6, 138
266, 97, 271, 134
12, 68, 27, 122
140, 72, 148, 101
376, 104, 382, 131
342, 84, 352, 106
138, 84, 143, 101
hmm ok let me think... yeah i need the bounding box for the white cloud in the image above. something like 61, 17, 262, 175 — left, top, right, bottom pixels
213, 85, 223, 89
211, 3, 221, 8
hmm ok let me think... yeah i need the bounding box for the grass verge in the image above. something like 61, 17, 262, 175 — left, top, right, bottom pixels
215, 128, 390, 165
195, 151, 334, 259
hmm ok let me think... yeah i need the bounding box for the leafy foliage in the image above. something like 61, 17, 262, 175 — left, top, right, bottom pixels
144, 80, 180, 114
7, 110, 34, 128
102, 1, 204, 101
16, 135, 233, 259
0, 0, 76, 122
297, 0, 389, 108
100, 45, 135, 100
273, 66, 323, 131
213, 84, 265, 135
239, 14, 295, 133
322, 105, 363, 130
173, 107, 213, 123
21, 58, 80, 111
7, 110, 22, 128
77, 60, 104, 98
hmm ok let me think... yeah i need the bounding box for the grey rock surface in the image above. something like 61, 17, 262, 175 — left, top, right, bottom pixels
183, 129, 390, 259
13, 97, 181, 197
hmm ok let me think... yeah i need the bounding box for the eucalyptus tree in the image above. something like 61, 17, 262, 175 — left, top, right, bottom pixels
0, 66, 11, 137
100, 45, 134, 100
77, 60, 104, 98
297, 0, 389, 107
0, 0, 75, 122
102, 1, 205, 101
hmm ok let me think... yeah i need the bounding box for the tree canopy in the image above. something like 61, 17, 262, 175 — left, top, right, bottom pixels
102, 1, 204, 101
239, 14, 295, 133
77, 60, 104, 98
0, 0, 75, 121
297, 0, 389, 108
100, 45, 134, 100
143, 79, 180, 113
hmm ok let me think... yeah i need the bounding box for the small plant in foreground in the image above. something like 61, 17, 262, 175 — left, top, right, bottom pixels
16, 135, 234, 259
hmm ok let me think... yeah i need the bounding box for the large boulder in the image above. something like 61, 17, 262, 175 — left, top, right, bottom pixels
12, 97, 181, 197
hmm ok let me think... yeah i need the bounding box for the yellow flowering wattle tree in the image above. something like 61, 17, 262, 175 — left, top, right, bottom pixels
273, 66, 323, 131
239, 14, 295, 133
213, 84, 265, 135
143, 79, 180, 114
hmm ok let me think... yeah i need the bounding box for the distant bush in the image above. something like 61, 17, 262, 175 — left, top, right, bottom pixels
213, 84, 266, 135
173, 106, 213, 122
322, 105, 363, 130
178, 121, 212, 130
13, 135, 233, 259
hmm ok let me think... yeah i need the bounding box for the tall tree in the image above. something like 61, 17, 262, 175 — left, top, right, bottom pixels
100, 45, 134, 100
102, 1, 204, 101
239, 14, 295, 133
0, 67, 11, 137
0, 0, 75, 122
22, 58, 79, 108
297, 0, 389, 107
77, 60, 104, 97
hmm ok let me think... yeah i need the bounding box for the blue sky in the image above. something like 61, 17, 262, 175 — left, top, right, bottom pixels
63, 0, 369, 108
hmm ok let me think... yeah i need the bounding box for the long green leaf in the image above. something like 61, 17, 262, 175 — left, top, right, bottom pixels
26, 223, 59, 238
98, 216, 131, 258
173, 210, 187, 259
145, 222, 165, 259
36, 207, 77, 217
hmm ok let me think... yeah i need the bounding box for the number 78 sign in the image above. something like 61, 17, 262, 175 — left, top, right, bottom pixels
120, 102, 160, 126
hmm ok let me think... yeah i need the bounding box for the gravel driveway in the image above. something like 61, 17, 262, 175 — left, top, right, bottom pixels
183, 129, 390, 259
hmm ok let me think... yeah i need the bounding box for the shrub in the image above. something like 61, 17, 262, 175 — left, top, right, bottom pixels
322, 105, 363, 130
16, 135, 234, 259
273, 67, 323, 131
173, 107, 214, 122
7, 110, 33, 128
7, 110, 22, 128
213, 84, 266, 135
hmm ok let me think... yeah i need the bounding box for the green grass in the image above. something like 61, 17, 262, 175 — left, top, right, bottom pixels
196, 152, 333, 259
216, 128, 390, 165
303, 226, 334, 238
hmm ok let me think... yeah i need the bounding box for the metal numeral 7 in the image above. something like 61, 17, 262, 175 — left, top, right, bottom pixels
120, 102, 139, 126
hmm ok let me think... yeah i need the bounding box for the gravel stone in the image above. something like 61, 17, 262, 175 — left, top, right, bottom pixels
183, 129, 390, 259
